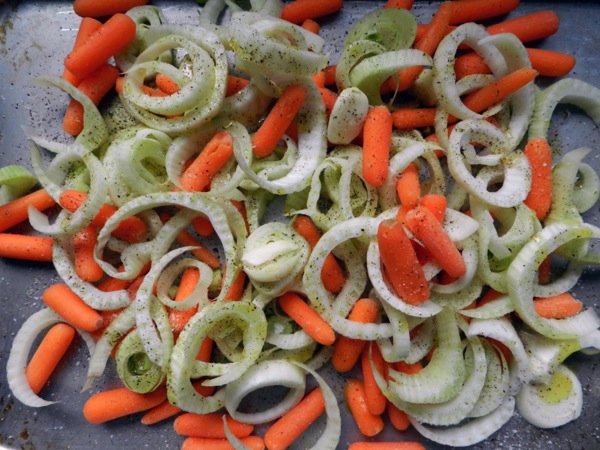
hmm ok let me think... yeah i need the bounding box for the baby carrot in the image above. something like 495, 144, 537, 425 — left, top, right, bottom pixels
404, 206, 466, 279
222, 268, 247, 302
0, 234, 54, 262
191, 216, 215, 237
264, 387, 325, 450
393, 360, 423, 375
278, 292, 336, 346
384, 0, 415, 9
348, 443, 426, 450
394, 1, 453, 91
73, 0, 150, 17
293, 215, 346, 293
311, 70, 327, 88
362, 106, 392, 188
391, 108, 436, 129
62, 17, 102, 85
319, 86, 338, 116
0, 188, 56, 233
64, 13, 137, 80
181, 436, 265, 450
252, 85, 307, 158
396, 163, 420, 210
345, 378, 384, 437
280, 0, 343, 25
26, 323, 75, 394
169, 267, 200, 333
225, 76, 250, 97
72, 225, 104, 282
323, 65, 337, 86
332, 298, 380, 372
180, 131, 234, 192
419, 194, 446, 223
83, 386, 167, 424
361, 342, 387, 416
486, 10, 559, 44
155, 73, 180, 95
174, 413, 254, 438
59, 190, 147, 243
448, 0, 520, 25
377, 219, 430, 305
63, 63, 120, 136
42, 284, 103, 332
301, 19, 321, 34
526, 48, 576, 78
454, 52, 492, 80
459, 67, 538, 118
523, 138, 553, 220
387, 401, 411, 431
141, 381, 215, 425
533, 292, 583, 319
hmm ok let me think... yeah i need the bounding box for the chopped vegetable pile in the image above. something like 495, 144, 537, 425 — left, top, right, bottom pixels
2, 0, 600, 449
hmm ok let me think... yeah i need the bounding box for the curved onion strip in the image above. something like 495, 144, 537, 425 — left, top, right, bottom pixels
155, 257, 213, 310
224, 360, 306, 424
516, 364, 583, 429
327, 87, 369, 145
507, 223, 600, 339
410, 396, 515, 447
335, 39, 387, 92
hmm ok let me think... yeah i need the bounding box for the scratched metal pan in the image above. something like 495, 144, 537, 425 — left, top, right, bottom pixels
0, 1, 599, 449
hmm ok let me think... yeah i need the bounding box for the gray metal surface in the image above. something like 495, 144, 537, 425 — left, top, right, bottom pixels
0, 1, 599, 449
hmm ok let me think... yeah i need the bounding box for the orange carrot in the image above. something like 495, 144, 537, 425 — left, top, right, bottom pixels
404, 206, 466, 279
393, 360, 423, 375
448, 0, 520, 25
222, 269, 247, 302
384, 0, 415, 9
323, 65, 337, 86
191, 215, 215, 237
140, 381, 215, 425
319, 86, 338, 116
181, 436, 265, 450
169, 267, 200, 333
457, 67, 538, 119
26, 323, 75, 394
252, 85, 307, 157
72, 225, 104, 282
83, 386, 166, 424
159, 213, 221, 269
278, 292, 336, 346
387, 401, 411, 431
454, 52, 493, 80
523, 138, 553, 220
393, 2, 453, 91
361, 342, 387, 416
62, 17, 102, 85
293, 215, 346, 293
90, 308, 125, 341
0, 234, 54, 262
348, 443, 426, 450
225, 75, 250, 97
263, 387, 325, 450
534, 292, 583, 319
174, 413, 254, 438
391, 108, 436, 129
362, 106, 392, 188
64, 13, 137, 80
73, 0, 150, 17
419, 194, 446, 223
486, 10, 559, 43
63, 63, 120, 136
0, 189, 56, 233
301, 19, 321, 34
396, 163, 420, 210
332, 298, 380, 372
59, 190, 147, 243
377, 219, 430, 305
526, 48, 576, 78
281, 0, 343, 25
180, 131, 234, 192
155, 73, 180, 95
477, 288, 504, 307
311, 70, 327, 88
345, 378, 384, 437
42, 284, 103, 332
196, 337, 214, 363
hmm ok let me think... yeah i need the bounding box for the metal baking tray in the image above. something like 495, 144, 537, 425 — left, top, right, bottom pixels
1, 1, 599, 449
